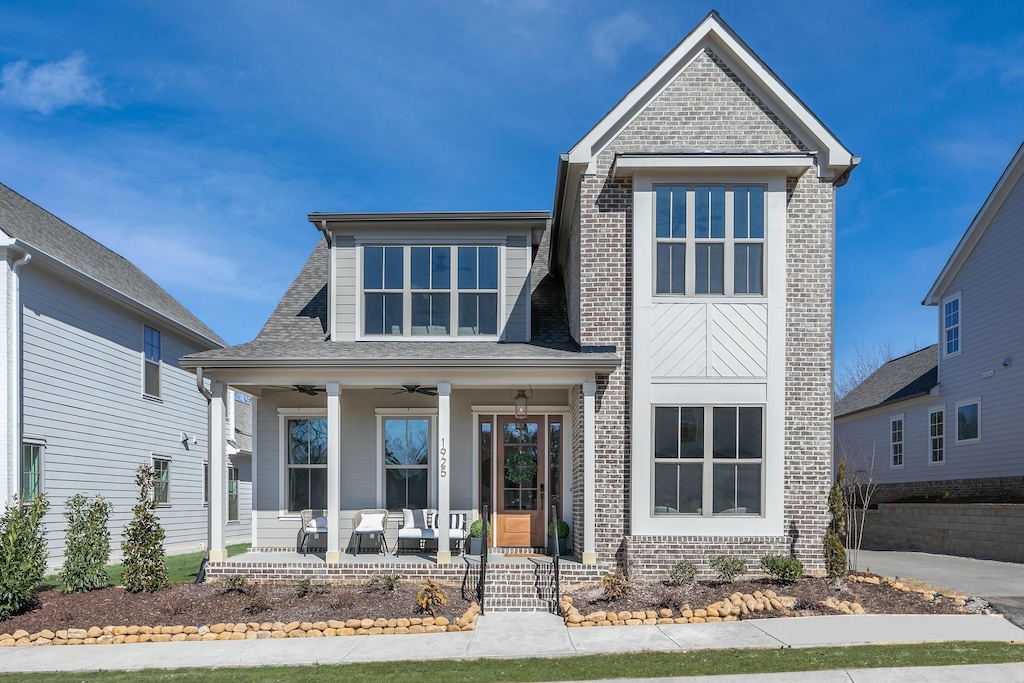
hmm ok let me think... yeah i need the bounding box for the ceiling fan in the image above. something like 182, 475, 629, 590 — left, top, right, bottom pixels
265, 385, 320, 396
392, 384, 438, 397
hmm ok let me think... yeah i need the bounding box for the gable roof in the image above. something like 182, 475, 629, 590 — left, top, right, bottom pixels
834, 345, 938, 419
924, 140, 1024, 305
182, 229, 618, 369
0, 182, 225, 348
565, 11, 856, 179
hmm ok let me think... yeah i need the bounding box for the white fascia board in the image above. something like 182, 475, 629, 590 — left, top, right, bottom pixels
567, 13, 855, 178
612, 153, 814, 177
923, 140, 1024, 306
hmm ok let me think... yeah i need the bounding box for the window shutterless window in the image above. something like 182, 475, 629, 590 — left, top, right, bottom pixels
202, 462, 209, 505
890, 417, 904, 468
21, 443, 42, 499
943, 296, 960, 356
383, 417, 430, 511
287, 418, 328, 512
362, 245, 499, 337
956, 401, 980, 443
143, 326, 161, 397
227, 466, 239, 522
153, 457, 170, 504
655, 185, 764, 296
653, 406, 763, 516
929, 409, 945, 464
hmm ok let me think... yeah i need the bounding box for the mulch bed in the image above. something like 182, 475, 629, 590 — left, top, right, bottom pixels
566, 574, 978, 618
0, 581, 473, 635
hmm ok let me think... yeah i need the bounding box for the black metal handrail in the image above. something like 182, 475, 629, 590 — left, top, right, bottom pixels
549, 503, 560, 609
479, 503, 489, 615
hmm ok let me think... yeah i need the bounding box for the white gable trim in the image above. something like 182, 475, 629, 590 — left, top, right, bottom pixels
924, 140, 1024, 306
611, 153, 814, 177
566, 12, 856, 180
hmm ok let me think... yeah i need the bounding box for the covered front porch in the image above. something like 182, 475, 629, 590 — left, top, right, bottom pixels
201, 367, 603, 569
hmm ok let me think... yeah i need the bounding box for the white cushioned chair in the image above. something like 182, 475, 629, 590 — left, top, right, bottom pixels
353, 508, 389, 554
300, 508, 328, 555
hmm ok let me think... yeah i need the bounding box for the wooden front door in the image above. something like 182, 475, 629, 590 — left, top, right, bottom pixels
496, 417, 545, 547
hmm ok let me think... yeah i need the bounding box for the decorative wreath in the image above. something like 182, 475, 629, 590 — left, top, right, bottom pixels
505, 451, 537, 484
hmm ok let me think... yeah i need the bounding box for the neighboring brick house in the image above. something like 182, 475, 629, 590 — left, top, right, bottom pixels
185, 12, 857, 578
0, 181, 251, 569
836, 141, 1024, 506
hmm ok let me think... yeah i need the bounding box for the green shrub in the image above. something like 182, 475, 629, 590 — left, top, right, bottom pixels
602, 567, 633, 601
667, 560, 698, 587
709, 555, 746, 583
121, 465, 168, 593
547, 520, 570, 538
367, 573, 401, 592
0, 495, 49, 619
760, 554, 804, 582
60, 494, 112, 594
416, 579, 448, 615
221, 574, 248, 593
469, 519, 491, 538
825, 459, 847, 577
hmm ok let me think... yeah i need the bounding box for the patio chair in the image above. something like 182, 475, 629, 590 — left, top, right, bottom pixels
300, 508, 327, 555
353, 508, 389, 554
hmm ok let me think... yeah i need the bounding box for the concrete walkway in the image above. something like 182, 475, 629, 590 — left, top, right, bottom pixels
1, 612, 1021, 675
856, 549, 1024, 628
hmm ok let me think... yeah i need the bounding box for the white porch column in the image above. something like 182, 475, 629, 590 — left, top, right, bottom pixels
326, 382, 341, 563
436, 382, 452, 563
208, 381, 227, 561
582, 380, 597, 565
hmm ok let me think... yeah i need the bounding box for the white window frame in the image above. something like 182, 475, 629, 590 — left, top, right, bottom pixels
955, 398, 981, 445
928, 407, 945, 466
651, 405, 765, 518
152, 455, 171, 505
942, 293, 961, 358
357, 242, 504, 341
653, 184, 766, 298
889, 415, 904, 469
375, 408, 436, 510
21, 438, 45, 500
227, 465, 239, 523
142, 325, 161, 398
277, 408, 328, 517
202, 461, 209, 506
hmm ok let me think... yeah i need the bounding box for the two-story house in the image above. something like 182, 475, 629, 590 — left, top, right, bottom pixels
834, 142, 1024, 560
0, 182, 251, 568
186, 12, 857, 583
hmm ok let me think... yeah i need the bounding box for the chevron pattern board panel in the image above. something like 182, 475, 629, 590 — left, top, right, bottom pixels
650, 303, 707, 378
710, 303, 768, 378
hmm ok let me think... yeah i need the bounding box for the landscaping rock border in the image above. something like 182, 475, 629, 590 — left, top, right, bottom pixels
0, 602, 480, 647
560, 589, 796, 626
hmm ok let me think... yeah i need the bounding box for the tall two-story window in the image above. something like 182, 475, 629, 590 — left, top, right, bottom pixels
890, 416, 904, 468
653, 406, 763, 516
362, 245, 499, 337
143, 325, 161, 397
943, 295, 960, 356
287, 418, 327, 512
655, 185, 764, 296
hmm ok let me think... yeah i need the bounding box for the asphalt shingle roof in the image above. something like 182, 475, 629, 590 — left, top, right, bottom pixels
835, 345, 938, 418
185, 228, 617, 366
0, 182, 224, 347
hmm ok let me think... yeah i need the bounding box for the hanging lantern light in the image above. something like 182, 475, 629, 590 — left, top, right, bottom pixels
514, 389, 529, 418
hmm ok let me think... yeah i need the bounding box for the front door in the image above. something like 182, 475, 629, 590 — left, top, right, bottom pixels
496, 417, 545, 547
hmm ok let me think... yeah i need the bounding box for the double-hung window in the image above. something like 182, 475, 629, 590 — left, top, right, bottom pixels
653, 406, 763, 516
655, 185, 764, 296
362, 245, 499, 337
287, 418, 328, 512
943, 295, 960, 356
143, 326, 161, 397
21, 442, 43, 499
890, 416, 904, 468
929, 408, 945, 464
153, 456, 170, 504
383, 417, 430, 511
227, 466, 239, 522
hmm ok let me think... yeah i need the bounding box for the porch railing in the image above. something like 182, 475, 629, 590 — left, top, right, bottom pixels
549, 503, 560, 605
479, 503, 489, 615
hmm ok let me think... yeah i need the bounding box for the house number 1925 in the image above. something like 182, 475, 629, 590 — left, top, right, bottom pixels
439, 438, 448, 478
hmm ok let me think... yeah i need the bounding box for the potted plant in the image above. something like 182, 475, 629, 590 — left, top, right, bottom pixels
469, 518, 491, 555
548, 519, 570, 555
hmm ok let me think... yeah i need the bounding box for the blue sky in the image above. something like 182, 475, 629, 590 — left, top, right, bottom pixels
1, 1, 1022, 372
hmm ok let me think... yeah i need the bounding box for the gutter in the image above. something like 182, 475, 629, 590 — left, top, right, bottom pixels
833, 156, 861, 188
179, 353, 621, 371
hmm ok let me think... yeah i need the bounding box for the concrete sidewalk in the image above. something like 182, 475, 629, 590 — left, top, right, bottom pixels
1, 612, 1021, 674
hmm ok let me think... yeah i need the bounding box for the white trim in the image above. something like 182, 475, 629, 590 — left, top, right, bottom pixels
375, 408, 438, 510
955, 398, 982, 445
142, 324, 162, 400
329, 237, 337, 341
613, 153, 814, 177
250, 395, 258, 547
471, 405, 571, 414
888, 414, 905, 470
927, 405, 946, 467
277, 408, 328, 516
326, 382, 341, 560
582, 381, 596, 562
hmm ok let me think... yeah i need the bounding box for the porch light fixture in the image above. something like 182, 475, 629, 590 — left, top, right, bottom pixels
512, 387, 533, 418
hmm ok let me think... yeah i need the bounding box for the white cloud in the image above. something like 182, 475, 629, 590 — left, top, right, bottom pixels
0, 53, 105, 114
588, 11, 651, 66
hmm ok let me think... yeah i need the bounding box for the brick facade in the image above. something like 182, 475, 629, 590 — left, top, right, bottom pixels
567, 48, 836, 576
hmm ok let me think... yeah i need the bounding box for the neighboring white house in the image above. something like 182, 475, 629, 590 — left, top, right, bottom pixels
835, 141, 1024, 504
186, 11, 857, 578
0, 181, 251, 568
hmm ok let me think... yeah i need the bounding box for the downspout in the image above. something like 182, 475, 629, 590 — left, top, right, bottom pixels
194, 366, 211, 582
9, 252, 31, 505
316, 220, 332, 248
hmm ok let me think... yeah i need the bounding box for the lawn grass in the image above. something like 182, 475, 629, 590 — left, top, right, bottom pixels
42, 543, 250, 589
2, 642, 1023, 682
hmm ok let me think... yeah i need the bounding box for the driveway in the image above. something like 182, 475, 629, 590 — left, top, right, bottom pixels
855, 549, 1024, 628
